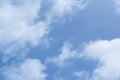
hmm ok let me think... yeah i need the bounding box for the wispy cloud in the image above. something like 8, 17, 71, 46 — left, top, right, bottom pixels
46, 0, 86, 20
46, 42, 78, 68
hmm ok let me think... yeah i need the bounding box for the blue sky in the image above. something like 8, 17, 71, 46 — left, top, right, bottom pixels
1, 0, 120, 80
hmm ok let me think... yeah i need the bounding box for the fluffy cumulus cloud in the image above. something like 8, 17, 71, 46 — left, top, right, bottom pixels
2, 58, 47, 80
81, 38, 120, 80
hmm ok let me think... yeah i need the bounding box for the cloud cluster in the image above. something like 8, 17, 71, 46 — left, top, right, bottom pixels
1, 0, 120, 80
0, 0, 86, 62
49, 38, 120, 80
0, 0, 86, 80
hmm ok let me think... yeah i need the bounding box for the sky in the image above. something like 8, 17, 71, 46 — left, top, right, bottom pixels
0, 0, 120, 80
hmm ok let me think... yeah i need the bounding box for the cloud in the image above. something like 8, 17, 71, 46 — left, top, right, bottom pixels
0, 0, 41, 25
46, 42, 78, 67
82, 38, 120, 80
0, 0, 49, 62
2, 58, 47, 80
46, 0, 86, 21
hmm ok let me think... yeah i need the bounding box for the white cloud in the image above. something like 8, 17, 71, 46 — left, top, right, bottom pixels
0, 0, 49, 62
82, 38, 120, 80
0, 0, 41, 25
0, 0, 47, 46
46, 42, 78, 67
2, 58, 47, 80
